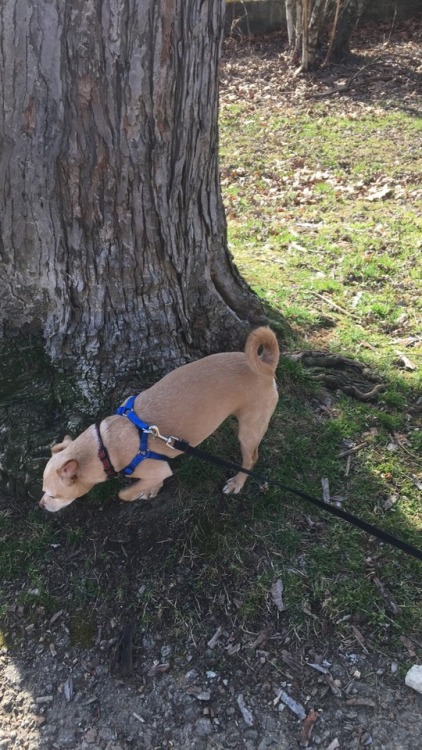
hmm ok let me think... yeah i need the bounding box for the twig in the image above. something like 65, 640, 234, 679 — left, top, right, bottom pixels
338, 442, 367, 458
310, 292, 360, 319
309, 54, 385, 99
383, 7, 397, 48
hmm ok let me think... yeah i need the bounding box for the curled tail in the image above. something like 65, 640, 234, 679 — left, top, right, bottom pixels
245, 327, 279, 377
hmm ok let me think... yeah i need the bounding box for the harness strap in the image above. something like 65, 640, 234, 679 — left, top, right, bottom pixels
116, 396, 169, 476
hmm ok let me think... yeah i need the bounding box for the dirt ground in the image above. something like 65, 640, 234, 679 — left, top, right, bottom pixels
1, 17, 422, 750
1, 609, 422, 750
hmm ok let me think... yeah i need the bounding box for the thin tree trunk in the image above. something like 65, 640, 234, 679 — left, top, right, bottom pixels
286, 0, 295, 47
307, 0, 326, 69
294, 0, 303, 61
324, 0, 342, 65
0, 0, 264, 398
301, 0, 310, 71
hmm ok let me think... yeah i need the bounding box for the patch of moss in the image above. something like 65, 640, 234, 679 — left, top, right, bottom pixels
68, 612, 97, 648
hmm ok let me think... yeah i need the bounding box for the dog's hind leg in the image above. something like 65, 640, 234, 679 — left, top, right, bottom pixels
118, 460, 173, 501
222, 413, 271, 495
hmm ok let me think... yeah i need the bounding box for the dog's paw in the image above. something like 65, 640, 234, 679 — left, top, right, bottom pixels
137, 488, 160, 500
222, 477, 243, 495
118, 484, 162, 502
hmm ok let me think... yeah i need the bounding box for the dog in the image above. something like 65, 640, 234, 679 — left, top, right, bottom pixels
40, 327, 279, 512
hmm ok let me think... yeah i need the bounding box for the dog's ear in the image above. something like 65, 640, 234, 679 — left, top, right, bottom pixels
57, 459, 79, 485
51, 435, 73, 454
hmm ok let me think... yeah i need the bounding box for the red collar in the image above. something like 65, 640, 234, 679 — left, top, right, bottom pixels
95, 424, 118, 479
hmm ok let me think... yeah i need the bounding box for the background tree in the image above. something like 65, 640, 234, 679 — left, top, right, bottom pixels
0, 0, 269, 490
0, 0, 264, 399
285, 0, 366, 70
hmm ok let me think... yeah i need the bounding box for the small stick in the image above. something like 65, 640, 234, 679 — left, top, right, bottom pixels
310, 292, 360, 320
339, 442, 367, 458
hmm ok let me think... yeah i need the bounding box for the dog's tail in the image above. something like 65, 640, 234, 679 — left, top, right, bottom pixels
245, 327, 279, 377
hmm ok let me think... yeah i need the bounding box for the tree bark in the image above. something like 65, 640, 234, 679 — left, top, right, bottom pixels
0, 0, 265, 398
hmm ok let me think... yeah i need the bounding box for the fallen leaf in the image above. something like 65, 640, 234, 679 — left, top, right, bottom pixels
300, 709, 319, 746
351, 625, 369, 653
400, 635, 416, 657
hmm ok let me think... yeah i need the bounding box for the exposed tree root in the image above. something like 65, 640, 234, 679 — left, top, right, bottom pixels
287, 350, 385, 401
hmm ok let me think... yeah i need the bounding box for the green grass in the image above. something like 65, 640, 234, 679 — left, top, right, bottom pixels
1, 73, 421, 659
218, 96, 422, 644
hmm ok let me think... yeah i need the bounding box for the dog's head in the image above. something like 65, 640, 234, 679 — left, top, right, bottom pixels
40, 436, 92, 512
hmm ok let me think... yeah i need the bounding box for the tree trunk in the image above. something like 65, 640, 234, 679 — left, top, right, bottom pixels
0, 0, 264, 399
285, 0, 295, 47
304, 0, 326, 70
331, 0, 366, 61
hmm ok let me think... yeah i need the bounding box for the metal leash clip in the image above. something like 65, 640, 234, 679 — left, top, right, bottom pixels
147, 425, 178, 449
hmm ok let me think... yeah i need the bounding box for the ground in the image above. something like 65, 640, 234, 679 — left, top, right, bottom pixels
1, 17, 422, 750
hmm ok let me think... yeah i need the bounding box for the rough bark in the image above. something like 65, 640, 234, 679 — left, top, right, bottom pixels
302, 0, 326, 70
0, 0, 265, 398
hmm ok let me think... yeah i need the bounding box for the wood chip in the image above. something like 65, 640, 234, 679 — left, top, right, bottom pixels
271, 579, 285, 612
148, 662, 170, 676
346, 697, 376, 707
325, 673, 342, 697
49, 610, 64, 625
321, 477, 330, 502
249, 627, 272, 650
281, 649, 302, 671
63, 677, 74, 702
237, 694, 254, 726
307, 662, 329, 675
275, 689, 306, 719
207, 626, 223, 649
226, 642, 241, 655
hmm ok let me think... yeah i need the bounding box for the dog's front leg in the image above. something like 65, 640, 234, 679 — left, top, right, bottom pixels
118, 461, 173, 502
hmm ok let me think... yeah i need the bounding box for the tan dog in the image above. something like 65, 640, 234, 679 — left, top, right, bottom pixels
40, 327, 279, 512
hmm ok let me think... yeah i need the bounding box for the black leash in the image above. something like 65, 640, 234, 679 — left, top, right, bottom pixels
170, 438, 422, 562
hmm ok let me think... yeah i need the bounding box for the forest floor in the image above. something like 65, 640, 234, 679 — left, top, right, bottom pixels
1, 16, 422, 750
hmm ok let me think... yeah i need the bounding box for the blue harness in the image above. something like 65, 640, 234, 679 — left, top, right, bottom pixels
115, 395, 169, 476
